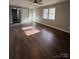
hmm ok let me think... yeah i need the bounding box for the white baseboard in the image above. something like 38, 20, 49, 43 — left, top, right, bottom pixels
36, 22, 70, 33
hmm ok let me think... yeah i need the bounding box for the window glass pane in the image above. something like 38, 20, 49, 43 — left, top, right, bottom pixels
43, 9, 48, 19
49, 8, 56, 20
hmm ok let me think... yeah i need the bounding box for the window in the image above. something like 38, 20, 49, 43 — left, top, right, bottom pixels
43, 9, 48, 19
43, 8, 56, 20
49, 8, 56, 20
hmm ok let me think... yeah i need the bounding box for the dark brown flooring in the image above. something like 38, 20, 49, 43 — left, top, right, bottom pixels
9, 23, 70, 59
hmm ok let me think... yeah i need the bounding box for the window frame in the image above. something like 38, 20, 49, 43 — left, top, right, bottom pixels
43, 9, 49, 19
43, 7, 56, 20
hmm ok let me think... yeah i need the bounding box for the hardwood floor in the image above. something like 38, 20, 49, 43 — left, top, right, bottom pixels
9, 23, 70, 59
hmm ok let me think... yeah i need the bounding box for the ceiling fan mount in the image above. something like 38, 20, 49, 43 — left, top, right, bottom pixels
34, 0, 37, 3
33, 0, 43, 5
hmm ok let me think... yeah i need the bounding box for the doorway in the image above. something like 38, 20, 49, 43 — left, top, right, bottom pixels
12, 8, 21, 23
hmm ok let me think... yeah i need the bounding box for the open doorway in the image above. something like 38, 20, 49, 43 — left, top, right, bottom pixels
12, 8, 21, 23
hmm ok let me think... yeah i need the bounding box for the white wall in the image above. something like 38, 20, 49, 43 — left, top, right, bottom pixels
21, 8, 33, 24
21, 8, 29, 24
9, 7, 13, 24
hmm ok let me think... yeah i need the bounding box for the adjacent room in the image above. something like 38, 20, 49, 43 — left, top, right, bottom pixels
9, 0, 70, 59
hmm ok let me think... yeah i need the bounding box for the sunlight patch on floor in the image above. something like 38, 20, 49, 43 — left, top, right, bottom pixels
22, 26, 40, 36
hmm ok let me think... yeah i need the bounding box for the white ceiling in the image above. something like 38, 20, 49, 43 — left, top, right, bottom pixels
9, 0, 69, 9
